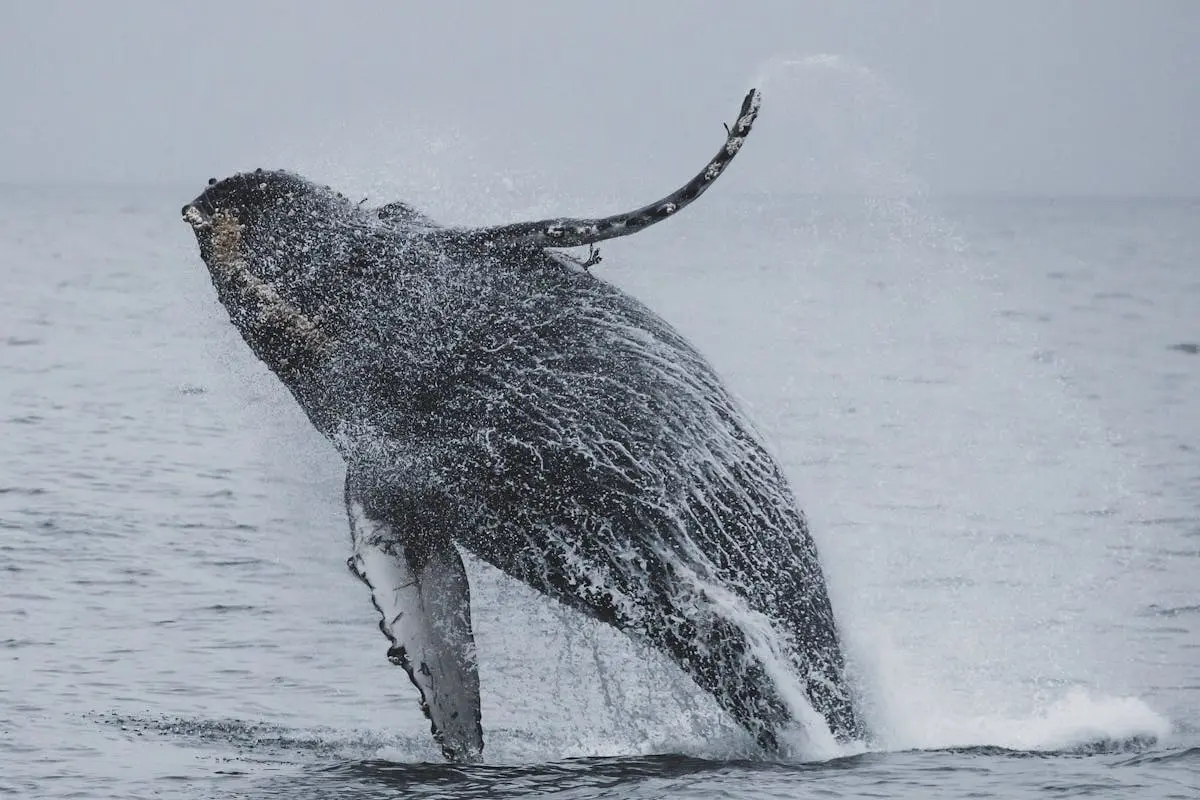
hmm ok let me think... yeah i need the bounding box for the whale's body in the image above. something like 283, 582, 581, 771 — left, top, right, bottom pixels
182, 91, 863, 760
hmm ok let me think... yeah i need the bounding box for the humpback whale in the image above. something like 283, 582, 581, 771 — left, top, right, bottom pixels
182, 90, 863, 760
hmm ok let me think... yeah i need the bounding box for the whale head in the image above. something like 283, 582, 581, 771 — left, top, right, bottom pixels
182, 169, 357, 286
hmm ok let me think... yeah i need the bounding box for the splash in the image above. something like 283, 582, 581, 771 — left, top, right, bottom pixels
723, 52, 1184, 766
885, 686, 1171, 754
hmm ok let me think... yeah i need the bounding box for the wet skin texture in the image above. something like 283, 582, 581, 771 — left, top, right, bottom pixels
182, 90, 864, 761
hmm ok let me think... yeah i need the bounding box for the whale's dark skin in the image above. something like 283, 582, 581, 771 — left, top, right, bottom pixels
182, 90, 863, 760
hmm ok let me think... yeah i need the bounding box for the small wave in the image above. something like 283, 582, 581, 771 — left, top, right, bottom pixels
904, 737, 1162, 759
87, 712, 427, 762
322, 753, 741, 793
0, 486, 46, 496
307, 752, 884, 799
1140, 603, 1200, 618
1113, 745, 1200, 767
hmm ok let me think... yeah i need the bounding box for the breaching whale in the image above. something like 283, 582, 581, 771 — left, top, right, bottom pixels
182, 90, 863, 760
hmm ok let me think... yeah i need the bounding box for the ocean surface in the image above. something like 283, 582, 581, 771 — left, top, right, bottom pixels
1, 185, 1197, 798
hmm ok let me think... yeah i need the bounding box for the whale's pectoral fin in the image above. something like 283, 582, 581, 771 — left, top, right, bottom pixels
345, 480, 483, 762
444, 89, 762, 254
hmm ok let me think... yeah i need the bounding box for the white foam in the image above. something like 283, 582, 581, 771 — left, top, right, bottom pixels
884, 686, 1171, 753
847, 618, 1175, 755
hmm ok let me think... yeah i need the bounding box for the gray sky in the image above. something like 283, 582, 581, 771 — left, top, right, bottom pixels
1, 0, 1197, 196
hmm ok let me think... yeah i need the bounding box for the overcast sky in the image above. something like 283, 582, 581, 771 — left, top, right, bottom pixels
1, 0, 1197, 197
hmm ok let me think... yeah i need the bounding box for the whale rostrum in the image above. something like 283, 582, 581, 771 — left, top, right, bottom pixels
182, 88, 864, 761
